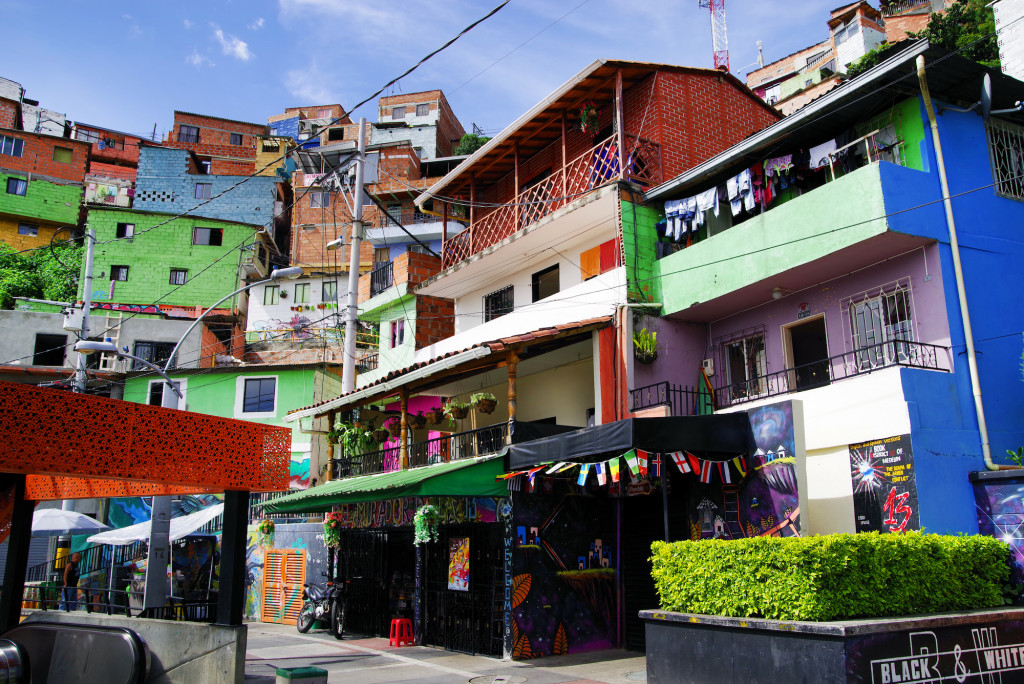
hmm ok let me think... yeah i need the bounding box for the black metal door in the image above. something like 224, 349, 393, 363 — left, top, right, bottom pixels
622, 494, 663, 652
421, 523, 503, 656
336, 529, 389, 637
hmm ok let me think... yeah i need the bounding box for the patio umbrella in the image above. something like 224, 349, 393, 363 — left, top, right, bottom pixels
31, 509, 111, 538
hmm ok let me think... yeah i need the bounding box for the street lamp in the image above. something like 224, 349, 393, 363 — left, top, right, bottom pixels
73, 341, 183, 398
326, 237, 344, 251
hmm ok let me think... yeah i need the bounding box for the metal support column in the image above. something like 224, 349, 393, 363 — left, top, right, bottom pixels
216, 489, 250, 626
0, 475, 33, 633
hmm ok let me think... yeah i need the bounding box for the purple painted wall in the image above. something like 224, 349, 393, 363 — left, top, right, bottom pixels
633, 316, 707, 394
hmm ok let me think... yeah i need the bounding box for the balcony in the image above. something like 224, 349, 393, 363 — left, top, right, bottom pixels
369, 261, 393, 297
632, 340, 951, 414
630, 381, 713, 417
442, 133, 661, 268
331, 422, 509, 478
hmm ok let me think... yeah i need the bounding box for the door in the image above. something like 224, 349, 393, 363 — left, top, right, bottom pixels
786, 317, 830, 391
261, 549, 306, 624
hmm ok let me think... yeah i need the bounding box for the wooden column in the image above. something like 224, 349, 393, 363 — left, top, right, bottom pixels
470, 175, 476, 226
442, 202, 448, 243
400, 388, 409, 470
561, 110, 568, 203
507, 350, 519, 444
514, 142, 521, 228
615, 68, 626, 177
325, 410, 336, 482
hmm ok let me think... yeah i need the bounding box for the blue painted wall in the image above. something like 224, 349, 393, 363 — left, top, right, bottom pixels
386, 237, 444, 261
134, 147, 278, 228
270, 116, 299, 141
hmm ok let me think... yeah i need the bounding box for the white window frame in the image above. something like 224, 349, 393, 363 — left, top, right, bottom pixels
147, 378, 187, 410
235, 375, 278, 419
195, 183, 213, 200
844, 279, 915, 372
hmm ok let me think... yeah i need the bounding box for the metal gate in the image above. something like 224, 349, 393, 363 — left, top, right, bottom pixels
335, 529, 389, 637
421, 523, 503, 656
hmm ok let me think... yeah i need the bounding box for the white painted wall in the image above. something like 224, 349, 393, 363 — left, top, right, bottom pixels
246, 275, 342, 338
994, 0, 1024, 82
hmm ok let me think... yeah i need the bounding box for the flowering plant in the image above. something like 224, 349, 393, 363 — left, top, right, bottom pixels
323, 510, 344, 548
413, 504, 439, 546
257, 519, 275, 547
579, 101, 601, 138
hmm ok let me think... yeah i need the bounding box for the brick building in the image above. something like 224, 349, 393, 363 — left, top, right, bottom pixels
72, 122, 148, 183
0, 128, 89, 250
164, 110, 269, 175
375, 90, 465, 160
268, 104, 353, 150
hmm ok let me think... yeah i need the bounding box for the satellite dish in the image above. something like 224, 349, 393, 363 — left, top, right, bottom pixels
982, 73, 992, 122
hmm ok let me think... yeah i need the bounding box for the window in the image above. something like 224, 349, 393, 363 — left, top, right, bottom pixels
293, 282, 310, 303
0, 135, 24, 157
116, 222, 134, 241
133, 341, 177, 370
849, 283, 914, 370
75, 129, 101, 144
322, 281, 337, 301
195, 183, 213, 200
6, 177, 26, 195
169, 269, 188, 285
17, 223, 37, 237
390, 319, 405, 348
147, 378, 185, 409
392, 106, 406, 120
723, 334, 766, 399
51, 146, 73, 163
193, 227, 223, 246
317, 108, 331, 119
327, 128, 344, 141
407, 243, 429, 255
110, 265, 129, 281
416, 103, 429, 117
264, 285, 279, 305
242, 377, 277, 414
310, 191, 330, 208
531, 264, 560, 302
483, 285, 514, 322
386, 202, 403, 225
33, 333, 67, 366
199, 160, 211, 175
229, 133, 243, 146
986, 118, 1024, 201
178, 124, 200, 144
269, 127, 278, 136
373, 247, 390, 264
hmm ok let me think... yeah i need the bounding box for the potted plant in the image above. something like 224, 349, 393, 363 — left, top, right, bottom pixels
413, 504, 440, 546
386, 416, 403, 438
471, 392, 498, 414
579, 101, 601, 138
257, 519, 275, 548
326, 421, 350, 446
341, 423, 375, 456
424, 406, 444, 425
409, 411, 427, 429
634, 327, 658, 364
443, 397, 471, 423
372, 425, 390, 443
323, 511, 343, 549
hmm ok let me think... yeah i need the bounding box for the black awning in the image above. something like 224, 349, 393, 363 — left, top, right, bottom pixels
508, 415, 755, 470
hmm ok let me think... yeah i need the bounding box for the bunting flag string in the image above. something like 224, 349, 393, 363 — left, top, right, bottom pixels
699, 459, 713, 484
554, 462, 578, 474
669, 451, 690, 474
732, 456, 747, 477
545, 462, 564, 475
527, 466, 546, 487
636, 450, 649, 478
608, 457, 620, 483
649, 453, 662, 478
595, 462, 607, 486
716, 461, 731, 485
577, 463, 591, 486
625, 450, 641, 478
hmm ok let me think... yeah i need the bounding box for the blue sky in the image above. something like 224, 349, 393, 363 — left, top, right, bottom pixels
4, 0, 844, 140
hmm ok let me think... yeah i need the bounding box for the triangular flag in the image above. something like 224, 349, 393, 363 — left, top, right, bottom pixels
498, 470, 523, 480
577, 463, 591, 486
732, 456, 747, 477
716, 462, 731, 484
700, 459, 713, 484
637, 450, 649, 478
527, 466, 545, 486
609, 458, 620, 483
595, 462, 607, 486
650, 453, 662, 478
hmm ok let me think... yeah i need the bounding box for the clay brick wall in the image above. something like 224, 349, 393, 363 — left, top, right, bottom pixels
0, 128, 89, 183
357, 251, 443, 304
165, 111, 268, 175
289, 172, 374, 271
436, 95, 466, 158
0, 98, 19, 130
415, 295, 454, 349
88, 160, 136, 183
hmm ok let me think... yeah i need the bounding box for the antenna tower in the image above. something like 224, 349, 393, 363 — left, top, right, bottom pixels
698, 0, 729, 72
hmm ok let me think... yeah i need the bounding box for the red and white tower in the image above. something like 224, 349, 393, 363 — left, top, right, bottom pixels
698, 0, 729, 72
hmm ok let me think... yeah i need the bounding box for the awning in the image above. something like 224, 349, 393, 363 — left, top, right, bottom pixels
261, 453, 509, 514
508, 416, 755, 470
86, 503, 224, 546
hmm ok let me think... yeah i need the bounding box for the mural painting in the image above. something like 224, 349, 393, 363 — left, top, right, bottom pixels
510, 485, 616, 659
447, 537, 470, 591
686, 400, 801, 540
244, 522, 328, 621
849, 434, 919, 533
290, 453, 310, 489
334, 496, 500, 530
973, 475, 1024, 584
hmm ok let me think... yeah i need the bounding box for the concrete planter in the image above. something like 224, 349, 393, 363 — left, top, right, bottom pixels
641, 607, 1024, 683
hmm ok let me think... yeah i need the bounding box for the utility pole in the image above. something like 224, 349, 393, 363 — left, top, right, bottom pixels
74, 227, 96, 392
341, 118, 367, 394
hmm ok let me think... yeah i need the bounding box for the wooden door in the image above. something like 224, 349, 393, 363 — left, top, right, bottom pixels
261, 549, 306, 624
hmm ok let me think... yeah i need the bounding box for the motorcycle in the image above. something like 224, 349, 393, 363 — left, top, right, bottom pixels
296, 573, 346, 639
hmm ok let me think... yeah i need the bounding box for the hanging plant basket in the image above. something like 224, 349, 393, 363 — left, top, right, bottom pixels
372, 428, 390, 443
448, 405, 469, 420
413, 504, 440, 546
323, 511, 343, 548
257, 519, 275, 548
579, 101, 601, 138
424, 408, 444, 425
471, 392, 498, 415
409, 412, 427, 430
635, 349, 658, 364
387, 418, 402, 438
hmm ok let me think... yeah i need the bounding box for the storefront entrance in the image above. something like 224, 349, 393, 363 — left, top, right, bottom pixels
336, 528, 415, 637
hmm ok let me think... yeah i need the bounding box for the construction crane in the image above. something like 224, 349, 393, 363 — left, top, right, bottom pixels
698, 0, 729, 72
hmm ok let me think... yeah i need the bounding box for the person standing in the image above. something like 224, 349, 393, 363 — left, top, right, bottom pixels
61, 552, 82, 611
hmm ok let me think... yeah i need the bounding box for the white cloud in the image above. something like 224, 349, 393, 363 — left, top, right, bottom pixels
184, 19, 194, 30
284, 65, 340, 103
212, 26, 254, 61
187, 49, 214, 68
248, 17, 265, 30
122, 14, 132, 20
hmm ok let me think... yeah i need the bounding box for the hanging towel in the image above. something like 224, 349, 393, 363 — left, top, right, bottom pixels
695, 187, 719, 225
726, 168, 752, 216
809, 140, 837, 170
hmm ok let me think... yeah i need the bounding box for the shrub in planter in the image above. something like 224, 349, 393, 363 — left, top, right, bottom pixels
443, 398, 470, 423
386, 417, 402, 438
424, 407, 444, 425
650, 532, 1009, 622
634, 327, 657, 364
471, 392, 497, 414
409, 411, 427, 429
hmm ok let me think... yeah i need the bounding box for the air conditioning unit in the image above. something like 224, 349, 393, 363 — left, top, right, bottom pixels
62, 306, 84, 332
701, 358, 715, 376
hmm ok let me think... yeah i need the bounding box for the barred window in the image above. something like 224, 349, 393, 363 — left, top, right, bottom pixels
483, 285, 514, 322
986, 118, 1024, 201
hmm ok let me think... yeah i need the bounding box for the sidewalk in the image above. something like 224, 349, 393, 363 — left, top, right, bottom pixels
245, 621, 647, 683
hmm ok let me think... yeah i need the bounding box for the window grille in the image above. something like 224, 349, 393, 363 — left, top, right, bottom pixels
986, 118, 1024, 201
483, 285, 514, 322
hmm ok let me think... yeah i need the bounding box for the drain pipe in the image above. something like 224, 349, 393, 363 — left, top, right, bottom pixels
916, 56, 1008, 470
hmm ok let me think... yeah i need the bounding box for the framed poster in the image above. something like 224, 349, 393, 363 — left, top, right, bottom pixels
447, 537, 469, 592
849, 434, 919, 533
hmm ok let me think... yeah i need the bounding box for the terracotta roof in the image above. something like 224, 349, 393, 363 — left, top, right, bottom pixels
287, 315, 613, 418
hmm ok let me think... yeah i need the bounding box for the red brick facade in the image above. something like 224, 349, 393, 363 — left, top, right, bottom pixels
0, 98, 18, 130
0, 128, 89, 184
379, 90, 466, 158
416, 295, 454, 349
164, 111, 268, 175
73, 124, 145, 182
289, 171, 375, 272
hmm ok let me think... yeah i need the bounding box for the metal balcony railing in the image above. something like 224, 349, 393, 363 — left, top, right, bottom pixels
713, 339, 951, 409
630, 381, 712, 417
25, 541, 147, 583
881, 0, 931, 17
331, 423, 509, 478
369, 261, 394, 297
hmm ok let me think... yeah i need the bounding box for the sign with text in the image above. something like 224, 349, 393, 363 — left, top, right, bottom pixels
849, 434, 919, 533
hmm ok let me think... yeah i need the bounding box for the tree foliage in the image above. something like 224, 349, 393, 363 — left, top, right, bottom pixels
453, 133, 490, 156
909, 0, 1000, 69
846, 42, 900, 78
0, 241, 83, 309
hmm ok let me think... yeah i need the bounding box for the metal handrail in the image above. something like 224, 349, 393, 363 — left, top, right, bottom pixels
369, 261, 394, 297
713, 339, 951, 409
630, 382, 710, 416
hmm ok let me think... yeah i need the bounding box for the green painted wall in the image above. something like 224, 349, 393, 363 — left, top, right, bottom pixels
0, 172, 82, 224
653, 164, 889, 316
620, 199, 662, 302
81, 208, 257, 309
356, 294, 416, 386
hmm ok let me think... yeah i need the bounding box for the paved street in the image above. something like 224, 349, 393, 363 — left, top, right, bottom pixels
245, 621, 647, 684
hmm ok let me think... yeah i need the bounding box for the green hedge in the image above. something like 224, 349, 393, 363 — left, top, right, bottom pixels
650, 532, 1009, 622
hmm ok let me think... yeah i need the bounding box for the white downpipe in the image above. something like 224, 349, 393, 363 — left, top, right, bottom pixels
916, 56, 1007, 471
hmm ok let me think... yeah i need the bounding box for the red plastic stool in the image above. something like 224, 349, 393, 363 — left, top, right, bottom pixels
389, 618, 414, 646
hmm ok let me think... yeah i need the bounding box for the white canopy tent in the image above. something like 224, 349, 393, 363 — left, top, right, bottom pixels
86, 504, 224, 546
